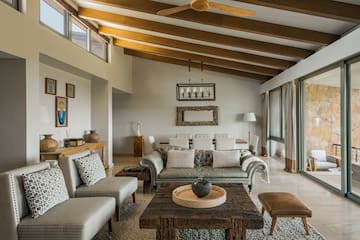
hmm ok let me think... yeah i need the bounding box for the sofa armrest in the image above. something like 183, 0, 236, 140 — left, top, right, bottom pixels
139, 151, 164, 189
242, 157, 269, 192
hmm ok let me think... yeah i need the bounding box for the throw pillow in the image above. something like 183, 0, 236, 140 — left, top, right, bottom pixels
194, 150, 213, 167
213, 150, 240, 168
74, 153, 106, 186
23, 166, 69, 218
156, 145, 188, 166
166, 149, 195, 168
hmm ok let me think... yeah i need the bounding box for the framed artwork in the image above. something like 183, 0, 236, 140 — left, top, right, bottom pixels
66, 83, 75, 98
45, 78, 57, 95
176, 83, 216, 101
55, 96, 68, 127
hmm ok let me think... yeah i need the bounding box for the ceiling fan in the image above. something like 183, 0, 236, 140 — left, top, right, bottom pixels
156, 0, 255, 17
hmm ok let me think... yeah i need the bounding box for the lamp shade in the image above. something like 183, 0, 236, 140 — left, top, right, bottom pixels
243, 112, 256, 122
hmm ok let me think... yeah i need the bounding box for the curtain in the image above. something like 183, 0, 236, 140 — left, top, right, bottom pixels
261, 91, 269, 156
284, 80, 297, 173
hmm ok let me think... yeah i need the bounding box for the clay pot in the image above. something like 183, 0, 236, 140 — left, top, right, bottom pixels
192, 180, 212, 198
40, 134, 58, 152
86, 130, 100, 143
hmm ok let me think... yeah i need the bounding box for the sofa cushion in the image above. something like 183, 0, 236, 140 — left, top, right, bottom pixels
240, 149, 253, 165
23, 167, 69, 218
194, 150, 213, 167
18, 197, 115, 240
76, 176, 138, 206
74, 153, 106, 186
159, 166, 247, 179
166, 149, 195, 168
213, 150, 240, 168
156, 145, 188, 166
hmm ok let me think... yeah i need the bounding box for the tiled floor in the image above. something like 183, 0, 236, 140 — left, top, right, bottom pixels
111, 155, 360, 240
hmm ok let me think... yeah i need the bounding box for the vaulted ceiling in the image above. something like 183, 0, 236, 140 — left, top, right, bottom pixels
74, 0, 360, 82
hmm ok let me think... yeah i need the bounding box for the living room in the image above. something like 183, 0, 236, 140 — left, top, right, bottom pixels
1, 0, 360, 240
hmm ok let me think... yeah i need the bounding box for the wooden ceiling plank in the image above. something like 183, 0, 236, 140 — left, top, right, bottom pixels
93, 0, 338, 45
115, 39, 281, 76
123, 48, 270, 81
99, 26, 295, 68
79, 8, 313, 58
234, 0, 360, 23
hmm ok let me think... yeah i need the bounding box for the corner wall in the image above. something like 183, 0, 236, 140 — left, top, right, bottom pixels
113, 58, 262, 155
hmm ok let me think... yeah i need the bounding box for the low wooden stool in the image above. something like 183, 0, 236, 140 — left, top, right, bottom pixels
258, 192, 312, 236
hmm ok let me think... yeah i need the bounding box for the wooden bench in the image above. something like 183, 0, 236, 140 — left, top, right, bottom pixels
258, 192, 312, 235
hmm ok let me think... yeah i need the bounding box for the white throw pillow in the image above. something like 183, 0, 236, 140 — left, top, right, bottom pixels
23, 166, 69, 218
166, 149, 195, 168
213, 150, 240, 168
74, 153, 106, 186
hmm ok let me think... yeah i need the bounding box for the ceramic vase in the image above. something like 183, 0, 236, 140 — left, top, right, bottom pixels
40, 134, 58, 152
192, 180, 212, 198
86, 130, 100, 143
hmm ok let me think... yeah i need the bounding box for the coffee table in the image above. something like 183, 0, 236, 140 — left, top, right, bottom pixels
139, 183, 263, 240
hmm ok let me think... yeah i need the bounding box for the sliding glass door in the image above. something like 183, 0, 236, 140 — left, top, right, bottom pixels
303, 67, 342, 190
350, 60, 360, 196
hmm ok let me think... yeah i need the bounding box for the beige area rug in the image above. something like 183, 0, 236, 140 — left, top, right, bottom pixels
94, 198, 326, 240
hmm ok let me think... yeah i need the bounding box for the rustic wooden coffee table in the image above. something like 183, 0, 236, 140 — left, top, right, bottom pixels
139, 183, 263, 240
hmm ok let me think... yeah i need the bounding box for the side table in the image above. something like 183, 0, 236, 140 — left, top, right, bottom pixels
115, 167, 151, 193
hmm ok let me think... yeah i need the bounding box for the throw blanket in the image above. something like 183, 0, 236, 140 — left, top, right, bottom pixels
242, 157, 270, 183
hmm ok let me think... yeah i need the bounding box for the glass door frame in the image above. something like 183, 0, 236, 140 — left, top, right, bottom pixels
298, 62, 346, 196
345, 56, 360, 204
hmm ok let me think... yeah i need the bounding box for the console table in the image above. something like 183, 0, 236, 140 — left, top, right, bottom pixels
40, 142, 108, 168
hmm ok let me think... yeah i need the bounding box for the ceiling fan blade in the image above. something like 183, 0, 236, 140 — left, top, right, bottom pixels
157, 4, 191, 16
208, 2, 255, 17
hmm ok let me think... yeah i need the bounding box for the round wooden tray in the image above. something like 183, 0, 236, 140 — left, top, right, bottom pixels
172, 184, 227, 208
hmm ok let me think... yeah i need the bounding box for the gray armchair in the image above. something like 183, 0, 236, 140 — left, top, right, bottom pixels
0, 162, 115, 240
59, 150, 138, 221
307, 149, 340, 171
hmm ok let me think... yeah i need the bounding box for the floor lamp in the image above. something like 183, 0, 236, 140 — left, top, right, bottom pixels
243, 112, 256, 142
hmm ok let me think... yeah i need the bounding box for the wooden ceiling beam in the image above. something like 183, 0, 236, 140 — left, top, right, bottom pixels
124, 49, 270, 81
93, 0, 338, 45
79, 8, 313, 58
99, 26, 294, 69
234, 0, 360, 23
114, 39, 281, 76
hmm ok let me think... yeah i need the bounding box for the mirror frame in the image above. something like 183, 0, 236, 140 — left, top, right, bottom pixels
176, 106, 218, 126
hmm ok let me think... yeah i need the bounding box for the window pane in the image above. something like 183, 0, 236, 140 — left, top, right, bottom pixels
350, 61, 360, 195
303, 67, 341, 190
90, 31, 108, 60
70, 17, 88, 49
40, 0, 65, 35
270, 89, 281, 138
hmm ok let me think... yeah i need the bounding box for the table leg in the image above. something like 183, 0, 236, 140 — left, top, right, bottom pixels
157, 218, 177, 240
226, 219, 244, 240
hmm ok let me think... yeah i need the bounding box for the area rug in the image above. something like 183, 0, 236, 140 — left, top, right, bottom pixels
94, 200, 326, 240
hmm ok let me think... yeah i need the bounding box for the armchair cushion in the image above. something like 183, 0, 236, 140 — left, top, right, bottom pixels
309, 150, 327, 162
23, 167, 69, 218
74, 153, 106, 186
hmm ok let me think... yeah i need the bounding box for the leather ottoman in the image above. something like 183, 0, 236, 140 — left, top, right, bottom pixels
258, 192, 312, 235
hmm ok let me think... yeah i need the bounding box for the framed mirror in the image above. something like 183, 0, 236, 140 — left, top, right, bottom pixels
176, 106, 218, 126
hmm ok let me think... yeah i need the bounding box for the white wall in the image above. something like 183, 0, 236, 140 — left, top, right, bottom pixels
0, 1, 132, 163
39, 63, 91, 145
113, 58, 263, 155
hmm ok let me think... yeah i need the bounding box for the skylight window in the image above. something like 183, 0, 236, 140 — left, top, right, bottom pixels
70, 17, 88, 50
90, 31, 108, 61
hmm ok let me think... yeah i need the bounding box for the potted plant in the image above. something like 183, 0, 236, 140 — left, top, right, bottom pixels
192, 167, 212, 198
